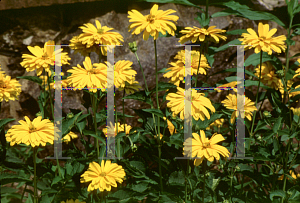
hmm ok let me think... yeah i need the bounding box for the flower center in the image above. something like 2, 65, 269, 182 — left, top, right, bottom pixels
100, 172, 106, 177
0, 82, 6, 89
203, 142, 210, 148
28, 122, 36, 133
87, 69, 96, 75
97, 28, 104, 34
147, 15, 156, 23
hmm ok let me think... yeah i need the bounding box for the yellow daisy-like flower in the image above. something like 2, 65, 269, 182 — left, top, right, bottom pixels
128, 4, 179, 41
62, 131, 78, 144
221, 94, 257, 124
166, 87, 215, 121
78, 20, 124, 56
80, 160, 126, 192
216, 81, 242, 93
70, 35, 99, 57
102, 122, 133, 137
67, 57, 107, 93
183, 130, 230, 166
279, 79, 300, 99
61, 199, 86, 203
162, 116, 176, 135
163, 50, 210, 86
255, 62, 282, 90
20, 41, 71, 76
118, 77, 142, 95
179, 26, 227, 44
111, 60, 137, 89
291, 107, 300, 117
239, 22, 286, 55
0, 72, 22, 102
278, 170, 300, 181
206, 118, 225, 130
293, 58, 300, 78
5, 116, 57, 147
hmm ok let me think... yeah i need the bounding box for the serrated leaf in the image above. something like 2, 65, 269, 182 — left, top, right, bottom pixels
168, 171, 185, 185
0, 118, 15, 129
51, 176, 62, 186
123, 91, 153, 106
142, 109, 164, 118
131, 182, 148, 193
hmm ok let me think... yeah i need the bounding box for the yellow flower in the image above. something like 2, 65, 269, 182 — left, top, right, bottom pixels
78, 20, 123, 56
62, 131, 78, 144
206, 118, 225, 130
61, 199, 86, 203
128, 4, 179, 41
183, 130, 230, 166
179, 26, 227, 44
239, 22, 286, 55
111, 60, 137, 89
67, 57, 107, 93
216, 81, 241, 93
279, 79, 300, 99
278, 170, 300, 180
162, 117, 176, 135
70, 35, 99, 57
102, 122, 133, 137
255, 62, 282, 90
166, 87, 215, 121
221, 94, 257, 124
5, 116, 57, 147
80, 160, 126, 192
293, 58, 300, 78
291, 107, 300, 117
163, 50, 210, 86
0, 72, 22, 102
118, 77, 141, 95
20, 41, 71, 76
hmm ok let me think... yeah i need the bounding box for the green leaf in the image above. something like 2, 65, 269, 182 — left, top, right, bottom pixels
213, 39, 241, 52
142, 108, 164, 118
17, 76, 42, 85
51, 176, 62, 186
76, 120, 86, 134
226, 29, 248, 35
25, 194, 34, 203
136, 0, 203, 10
244, 80, 270, 90
245, 52, 273, 67
211, 9, 240, 18
0, 118, 15, 129
269, 190, 286, 200
158, 67, 170, 74
123, 91, 153, 106
62, 111, 82, 136
129, 161, 146, 172
151, 82, 177, 95
168, 171, 185, 185
83, 129, 106, 144
0, 187, 18, 194
195, 12, 210, 27
273, 117, 282, 134
131, 182, 148, 193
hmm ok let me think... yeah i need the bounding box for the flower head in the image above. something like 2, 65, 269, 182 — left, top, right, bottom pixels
255, 62, 282, 90
67, 57, 107, 93
293, 58, 300, 79
62, 131, 78, 144
163, 50, 210, 86
179, 26, 227, 44
206, 118, 225, 130
183, 130, 230, 166
0, 72, 22, 102
61, 199, 86, 203
221, 94, 257, 124
166, 87, 215, 121
128, 4, 179, 41
162, 117, 176, 135
80, 160, 126, 192
112, 60, 137, 89
216, 81, 241, 93
239, 22, 286, 55
78, 20, 123, 56
70, 35, 99, 57
278, 170, 300, 181
291, 107, 300, 117
5, 116, 57, 147
20, 41, 71, 76
102, 122, 133, 137
279, 79, 300, 99
118, 77, 141, 95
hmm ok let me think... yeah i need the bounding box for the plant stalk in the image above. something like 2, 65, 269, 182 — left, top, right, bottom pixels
33, 147, 38, 203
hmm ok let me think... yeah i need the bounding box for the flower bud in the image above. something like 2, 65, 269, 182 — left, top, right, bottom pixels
128, 41, 138, 53
263, 111, 272, 118
36, 112, 42, 117
67, 112, 74, 119
276, 70, 284, 78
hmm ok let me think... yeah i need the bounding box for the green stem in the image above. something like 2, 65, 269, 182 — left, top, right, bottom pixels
56, 149, 62, 178
154, 39, 163, 193
47, 72, 54, 120
250, 51, 263, 137
99, 47, 102, 63
92, 92, 100, 159
21, 183, 27, 202
281, 139, 292, 203
195, 45, 203, 88
202, 160, 207, 202
205, 0, 209, 22
115, 94, 120, 159
43, 71, 46, 119
33, 147, 38, 203
185, 159, 189, 202
134, 51, 158, 138
123, 88, 126, 136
